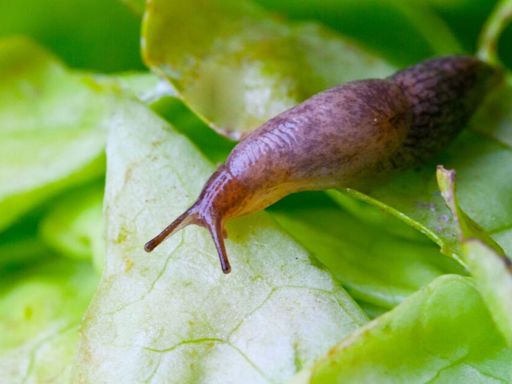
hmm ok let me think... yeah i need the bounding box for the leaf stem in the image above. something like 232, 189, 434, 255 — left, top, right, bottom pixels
478, 0, 512, 65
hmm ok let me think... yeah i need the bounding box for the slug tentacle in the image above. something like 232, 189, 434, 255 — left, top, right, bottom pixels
145, 165, 245, 273
145, 55, 501, 274
144, 207, 199, 252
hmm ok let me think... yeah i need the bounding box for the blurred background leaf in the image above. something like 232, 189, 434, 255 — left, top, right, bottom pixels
0, 258, 98, 383
0, 38, 109, 232
0, 0, 143, 72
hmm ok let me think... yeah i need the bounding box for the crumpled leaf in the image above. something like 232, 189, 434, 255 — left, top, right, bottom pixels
0, 257, 98, 383
0, 37, 112, 231
39, 184, 105, 272
271, 194, 465, 310
437, 166, 512, 345
74, 98, 367, 383
297, 275, 512, 384
142, 0, 393, 139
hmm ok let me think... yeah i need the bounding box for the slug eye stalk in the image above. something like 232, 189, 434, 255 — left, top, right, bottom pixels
145, 166, 237, 273
144, 205, 231, 274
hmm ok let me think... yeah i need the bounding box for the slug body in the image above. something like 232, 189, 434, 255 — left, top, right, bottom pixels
145, 56, 500, 273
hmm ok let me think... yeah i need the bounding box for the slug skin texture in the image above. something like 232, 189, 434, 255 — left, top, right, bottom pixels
145, 56, 502, 273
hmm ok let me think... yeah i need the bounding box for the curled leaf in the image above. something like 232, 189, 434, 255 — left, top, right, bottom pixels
142, 0, 392, 139
437, 166, 512, 345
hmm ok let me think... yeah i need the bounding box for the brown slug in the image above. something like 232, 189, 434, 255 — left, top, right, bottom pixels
145, 56, 501, 274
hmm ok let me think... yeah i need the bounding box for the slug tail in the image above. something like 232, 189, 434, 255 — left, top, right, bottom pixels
144, 207, 198, 252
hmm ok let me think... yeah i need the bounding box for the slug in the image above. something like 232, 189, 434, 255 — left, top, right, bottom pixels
145, 56, 501, 273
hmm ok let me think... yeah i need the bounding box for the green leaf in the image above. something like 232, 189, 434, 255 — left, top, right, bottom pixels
142, 0, 393, 139
120, 0, 145, 16
98, 71, 177, 104
0, 37, 112, 231
271, 195, 465, 310
0, 0, 143, 72
301, 275, 512, 383
39, 183, 105, 272
74, 98, 367, 383
462, 240, 512, 347
437, 166, 512, 345
423, 0, 504, 62
472, 76, 512, 147
150, 97, 235, 164
0, 257, 98, 383
0, 214, 47, 272
254, 0, 462, 66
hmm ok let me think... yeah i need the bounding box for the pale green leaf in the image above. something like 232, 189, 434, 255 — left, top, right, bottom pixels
463, 240, 512, 347
74, 98, 367, 383
0, 258, 98, 383
0, 37, 112, 231
39, 184, 105, 272
142, 0, 392, 139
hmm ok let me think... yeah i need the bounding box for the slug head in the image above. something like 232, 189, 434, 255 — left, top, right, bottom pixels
144, 166, 248, 274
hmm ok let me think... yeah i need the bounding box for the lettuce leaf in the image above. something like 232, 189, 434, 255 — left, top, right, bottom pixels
0, 37, 111, 232
272, 197, 465, 310
142, 0, 392, 139
253, 0, 462, 65
74, 98, 367, 382
437, 166, 512, 344
39, 184, 105, 272
298, 275, 512, 383
0, 257, 98, 383
0, 0, 143, 72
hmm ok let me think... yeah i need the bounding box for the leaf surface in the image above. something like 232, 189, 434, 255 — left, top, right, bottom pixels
0, 258, 97, 383
271, 197, 464, 310
74, 98, 367, 383
300, 275, 512, 384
